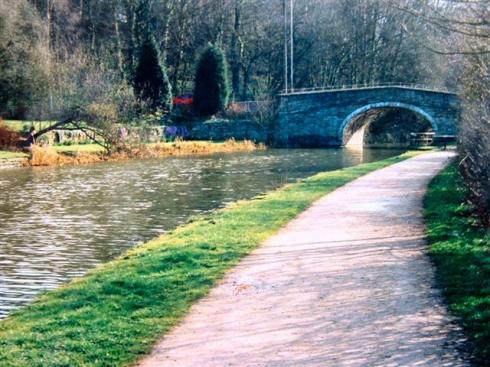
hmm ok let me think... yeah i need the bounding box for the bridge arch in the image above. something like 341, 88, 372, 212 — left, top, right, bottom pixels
277, 86, 458, 147
338, 102, 438, 145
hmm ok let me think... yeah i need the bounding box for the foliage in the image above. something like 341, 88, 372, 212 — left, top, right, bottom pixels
0, 151, 420, 367
128, 0, 172, 113
34, 51, 146, 151
193, 45, 231, 116
459, 56, 490, 225
132, 34, 172, 113
2, 120, 53, 133
1, 0, 455, 117
51, 52, 142, 124
0, 122, 22, 149
425, 163, 490, 365
402, 0, 490, 224
0, 0, 48, 119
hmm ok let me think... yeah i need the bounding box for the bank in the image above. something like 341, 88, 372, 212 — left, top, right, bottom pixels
0, 151, 29, 169
0, 151, 424, 367
0, 139, 263, 169
425, 162, 490, 365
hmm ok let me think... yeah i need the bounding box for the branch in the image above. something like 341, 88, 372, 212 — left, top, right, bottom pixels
72, 122, 110, 151
34, 117, 75, 139
400, 23, 490, 55
385, 1, 490, 38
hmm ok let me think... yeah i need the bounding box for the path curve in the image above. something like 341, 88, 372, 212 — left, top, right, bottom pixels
138, 151, 470, 367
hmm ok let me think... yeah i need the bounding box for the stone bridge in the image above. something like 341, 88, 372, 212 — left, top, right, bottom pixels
276, 86, 460, 147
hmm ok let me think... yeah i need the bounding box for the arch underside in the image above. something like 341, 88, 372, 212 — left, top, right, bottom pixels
339, 102, 437, 146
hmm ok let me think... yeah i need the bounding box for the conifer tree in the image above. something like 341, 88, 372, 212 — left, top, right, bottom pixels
193, 45, 230, 116
131, 0, 172, 112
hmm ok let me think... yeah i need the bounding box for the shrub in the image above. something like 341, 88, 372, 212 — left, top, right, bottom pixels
43, 51, 146, 151
193, 45, 231, 117
0, 0, 49, 119
459, 55, 490, 225
0, 122, 21, 149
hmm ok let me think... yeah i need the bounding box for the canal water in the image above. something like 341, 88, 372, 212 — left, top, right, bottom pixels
0, 148, 403, 318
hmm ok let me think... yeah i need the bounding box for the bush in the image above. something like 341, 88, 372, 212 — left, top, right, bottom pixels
459, 55, 490, 225
35, 50, 146, 151
46, 50, 134, 120
0, 122, 21, 149
193, 45, 230, 117
0, 0, 49, 119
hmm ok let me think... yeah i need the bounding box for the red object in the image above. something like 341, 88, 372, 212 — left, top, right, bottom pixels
173, 94, 193, 106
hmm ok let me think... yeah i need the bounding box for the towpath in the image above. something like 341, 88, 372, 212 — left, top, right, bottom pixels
138, 151, 470, 367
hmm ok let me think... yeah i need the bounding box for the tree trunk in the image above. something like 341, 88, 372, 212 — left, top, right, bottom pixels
230, 0, 242, 100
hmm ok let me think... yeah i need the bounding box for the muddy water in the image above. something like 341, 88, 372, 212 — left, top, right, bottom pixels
0, 148, 403, 318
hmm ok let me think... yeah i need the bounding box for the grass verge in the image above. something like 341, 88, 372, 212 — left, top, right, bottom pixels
0, 151, 420, 367
0, 150, 28, 159
3, 120, 53, 132
425, 163, 490, 365
29, 140, 264, 167
53, 144, 106, 153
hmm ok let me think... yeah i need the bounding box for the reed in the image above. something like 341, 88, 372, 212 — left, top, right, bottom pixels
29, 145, 105, 166
125, 138, 264, 158
28, 140, 265, 167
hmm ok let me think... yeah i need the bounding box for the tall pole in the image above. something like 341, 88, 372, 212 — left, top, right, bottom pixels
283, 0, 288, 94
290, 0, 294, 92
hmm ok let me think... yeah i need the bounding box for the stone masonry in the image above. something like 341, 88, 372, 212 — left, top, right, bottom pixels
276, 86, 460, 147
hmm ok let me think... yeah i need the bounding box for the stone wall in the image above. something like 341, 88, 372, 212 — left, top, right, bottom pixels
188, 119, 268, 142
37, 126, 165, 145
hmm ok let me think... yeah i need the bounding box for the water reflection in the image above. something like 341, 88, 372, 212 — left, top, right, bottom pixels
0, 148, 403, 318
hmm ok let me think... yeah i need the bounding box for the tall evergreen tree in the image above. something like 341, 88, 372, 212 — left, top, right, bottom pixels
193, 45, 230, 116
131, 0, 172, 113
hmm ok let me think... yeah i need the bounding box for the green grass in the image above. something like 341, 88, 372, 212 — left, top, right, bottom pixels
0, 145, 102, 161
425, 163, 490, 365
0, 151, 421, 367
53, 144, 105, 153
3, 120, 53, 132
0, 150, 28, 159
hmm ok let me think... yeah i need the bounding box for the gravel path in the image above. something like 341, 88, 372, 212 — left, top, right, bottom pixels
138, 151, 471, 367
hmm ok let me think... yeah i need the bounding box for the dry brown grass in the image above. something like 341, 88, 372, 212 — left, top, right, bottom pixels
28, 139, 265, 167
29, 145, 106, 166
0, 121, 22, 149
125, 139, 263, 158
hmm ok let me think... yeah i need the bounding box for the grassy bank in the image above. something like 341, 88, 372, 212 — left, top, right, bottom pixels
53, 143, 106, 153
425, 163, 490, 365
0, 150, 28, 159
0, 151, 420, 367
2, 120, 53, 132
29, 139, 263, 166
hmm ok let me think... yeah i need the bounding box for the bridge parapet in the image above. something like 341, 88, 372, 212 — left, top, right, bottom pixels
280, 83, 455, 96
